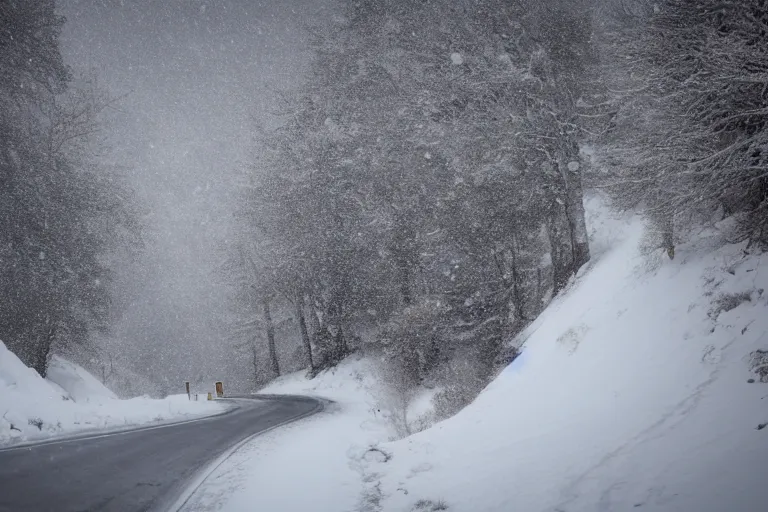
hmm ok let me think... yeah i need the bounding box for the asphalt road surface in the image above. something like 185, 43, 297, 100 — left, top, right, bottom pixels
0, 395, 322, 512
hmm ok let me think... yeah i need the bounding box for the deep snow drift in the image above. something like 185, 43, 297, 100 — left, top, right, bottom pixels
0, 343, 225, 446
184, 198, 768, 512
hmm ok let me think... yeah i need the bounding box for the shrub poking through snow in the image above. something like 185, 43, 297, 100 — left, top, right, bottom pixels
749, 350, 768, 383
377, 300, 446, 387
710, 291, 752, 319
413, 499, 449, 511
433, 383, 476, 422
431, 356, 489, 422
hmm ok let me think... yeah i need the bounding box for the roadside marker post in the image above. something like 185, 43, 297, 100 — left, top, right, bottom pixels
215, 381, 224, 398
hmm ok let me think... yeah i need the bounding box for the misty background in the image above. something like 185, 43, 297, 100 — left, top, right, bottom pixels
57, 0, 328, 395
6, 0, 764, 413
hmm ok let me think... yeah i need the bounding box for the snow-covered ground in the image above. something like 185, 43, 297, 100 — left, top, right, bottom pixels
180, 355, 397, 511
369, 210, 768, 512
0, 343, 225, 446
183, 198, 768, 512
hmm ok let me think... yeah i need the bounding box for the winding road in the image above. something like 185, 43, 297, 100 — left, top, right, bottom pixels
0, 395, 322, 512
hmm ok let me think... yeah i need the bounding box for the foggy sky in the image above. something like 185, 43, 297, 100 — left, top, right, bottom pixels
57, 0, 329, 392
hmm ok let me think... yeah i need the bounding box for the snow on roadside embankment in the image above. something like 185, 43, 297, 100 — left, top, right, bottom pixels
180, 354, 400, 512
183, 198, 768, 512
0, 343, 225, 446
368, 213, 768, 511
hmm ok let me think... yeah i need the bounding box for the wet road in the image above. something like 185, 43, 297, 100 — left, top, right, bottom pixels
0, 395, 322, 512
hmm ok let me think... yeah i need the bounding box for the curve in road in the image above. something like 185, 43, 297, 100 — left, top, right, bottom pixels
0, 395, 322, 512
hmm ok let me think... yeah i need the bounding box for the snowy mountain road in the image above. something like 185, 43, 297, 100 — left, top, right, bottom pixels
0, 394, 322, 512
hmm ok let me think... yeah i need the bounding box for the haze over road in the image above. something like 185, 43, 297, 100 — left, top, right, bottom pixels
0, 395, 321, 512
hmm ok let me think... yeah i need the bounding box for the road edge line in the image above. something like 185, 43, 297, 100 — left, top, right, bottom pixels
0, 400, 243, 453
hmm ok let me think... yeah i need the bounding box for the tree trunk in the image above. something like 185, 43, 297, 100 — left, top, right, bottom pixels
295, 291, 314, 370
250, 335, 260, 389
31, 321, 56, 378
547, 199, 574, 296
307, 290, 322, 339
329, 264, 351, 357
335, 327, 348, 357
31, 351, 48, 379
393, 210, 416, 306
657, 211, 675, 259
509, 234, 524, 323
558, 151, 590, 272
536, 267, 544, 308
262, 298, 280, 377
397, 257, 413, 306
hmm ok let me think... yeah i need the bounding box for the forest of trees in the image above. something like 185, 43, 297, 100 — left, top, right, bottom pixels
1, 0, 766, 415
0, 1, 138, 377
230, 0, 768, 421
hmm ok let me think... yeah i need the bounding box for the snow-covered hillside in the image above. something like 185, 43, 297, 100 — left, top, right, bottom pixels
369, 208, 768, 511
0, 343, 225, 446
184, 199, 768, 512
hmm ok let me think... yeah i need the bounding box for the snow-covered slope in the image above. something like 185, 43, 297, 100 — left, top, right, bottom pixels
46, 355, 119, 402
0, 343, 225, 446
184, 198, 768, 512
370, 208, 768, 511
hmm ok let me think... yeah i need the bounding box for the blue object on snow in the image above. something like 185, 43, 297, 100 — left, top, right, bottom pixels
503, 349, 526, 374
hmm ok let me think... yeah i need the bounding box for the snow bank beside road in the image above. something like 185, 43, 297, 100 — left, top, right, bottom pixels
0, 342, 225, 446
46, 355, 119, 402
369, 214, 768, 511
185, 198, 768, 512
181, 354, 398, 512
